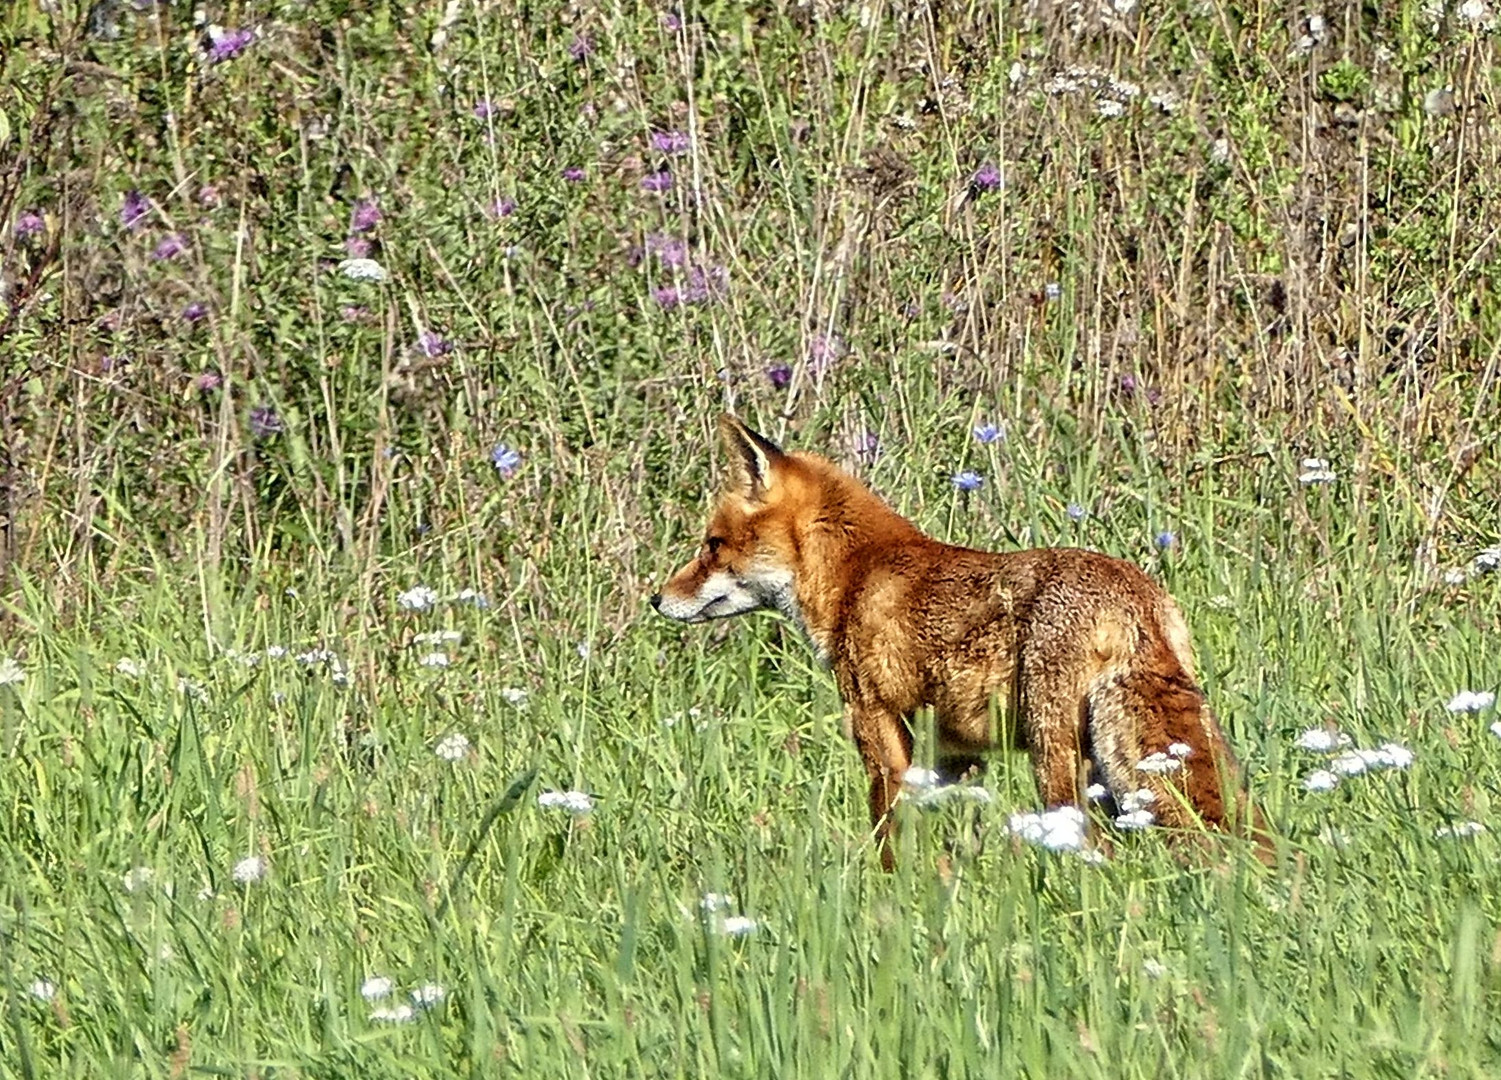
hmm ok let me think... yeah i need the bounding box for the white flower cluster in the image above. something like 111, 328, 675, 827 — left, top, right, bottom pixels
1007, 805, 1088, 852
1136, 742, 1193, 775
399, 585, 493, 612
538, 790, 594, 814
338, 257, 388, 283
0, 657, 23, 685
1041, 65, 1141, 115
1295, 726, 1412, 790
1447, 690, 1496, 714
362, 976, 447, 1023
1298, 457, 1336, 484
699, 892, 757, 936
1441, 546, 1500, 587
434, 733, 470, 762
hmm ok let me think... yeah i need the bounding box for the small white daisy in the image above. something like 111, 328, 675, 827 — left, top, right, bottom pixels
1096, 99, 1126, 118
231, 855, 267, 884
369, 1003, 415, 1023
1303, 769, 1340, 792
1119, 788, 1157, 813
1085, 783, 1109, 802
264, 645, 288, 660
410, 983, 446, 1008
538, 790, 594, 814
339, 257, 389, 283
434, 733, 470, 762
453, 587, 491, 608
901, 767, 941, 791
0, 657, 23, 685
360, 975, 394, 1001
397, 585, 439, 612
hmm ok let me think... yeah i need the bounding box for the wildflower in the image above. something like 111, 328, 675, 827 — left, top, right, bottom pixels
360, 976, 394, 1000
338, 257, 389, 283
198, 184, 221, 208
952, 471, 983, 492
808, 333, 843, 371
501, 686, 529, 706
196, 372, 222, 392
1119, 788, 1156, 813
29, 979, 56, 1002
652, 286, 680, 309
206, 25, 255, 64
719, 916, 757, 936
153, 234, 187, 261
914, 784, 994, 808
369, 1003, 415, 1023
538, 790, 594, 814
121, 190, 150, 230
265, 645, 288, 659
1330, 743, 1413, 775
14, 211, 44, 239
651, 130, 691, 155
249, 406, 284, 438
576, 641, 592, 660
454, 588, 491, 608
1167, 742, 1192, 759
1085, 782, 1108, 801
1044, 281, 1062, 301
490, 443, 522, 476
1303, 769, 1339, 792
344, 236, 370, 258
398, 585, 439, 611
1447, 690, 1496, 713
232, 855, 267, 884
1457, 0, 1494, 27
116, 657, 144, 678
972, 162, 1003, 191
1066, 503, 1086, 522
410, 983, 446, 1008
122, 866, 154, 893
1115, 808, 1155, 830
562, 166, 586, 183
418, 330, 453, 357
1142, 959, 1167, 979
182, 301, 209, 322
413, 630, 463, 646
1096, 99, 1126, 118
1294, 727, 1352, 752
767, 364, 793, 389
903, 767, 941, 791
1154, 530, 1176, 550
419, 652, 451, 669
568, 34, 593, 60
489, 197, 517, 218
701, 892, 734, 914
641, 170, 673, 193
1491, 721, 1501, 740
972, 422, 1005, 444
1007, 805, 1088, 852
1298, 457, 1336, 484
1136, 752, 1180, 774
434, 732, 469, 761
1435, 821, 1485, 839
854, 431, 880, 463
473, 99, 495, 120
645, 232, 689, 267
664, 11, 683, 29
1472, 547, 1501, 575
0, 657, 22, 685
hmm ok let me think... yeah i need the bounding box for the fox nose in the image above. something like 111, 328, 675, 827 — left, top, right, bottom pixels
649, 592, 662, 611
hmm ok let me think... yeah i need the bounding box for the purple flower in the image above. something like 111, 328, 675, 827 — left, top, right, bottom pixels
663, 11, 683, 30
196, 372, 223, 392
651, 130, 691, 155
854, 431, 880, 463
198, 184, 221, 209
652, 286, 681, 310
14, 211, 44, 239
563, 167, 586, 183
972, 162, 1003, 191
767, 364, 792, 389
1154, 530, 1176, 550
952, 470, 984, 492
121, 190, 150, 230
345, 236, 371, 258
972, 422, 1004, 445
341, 305, 369, 323
491, 443, 522, 476
206, 26, 255, 64
249, 405, 284, 438
682, 264, 727, 304
489, 197, 517, 218
645, 232, 688, 267
473, 99, 495, 120
641, 170, 672, 193
153, 234, 187, 261
418, 331, 453, 357
1066, 503, 1087, 522
182, 301, 209, 323
569, 34, 593, 60
808, 333, 843, 373
1119, 374, 1138, 394
351, 199, 381, 233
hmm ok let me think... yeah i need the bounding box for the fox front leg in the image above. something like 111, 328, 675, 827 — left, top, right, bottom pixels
845, 700, 914, 871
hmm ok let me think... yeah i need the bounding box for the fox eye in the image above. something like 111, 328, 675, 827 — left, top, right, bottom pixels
705, 536, 724, 554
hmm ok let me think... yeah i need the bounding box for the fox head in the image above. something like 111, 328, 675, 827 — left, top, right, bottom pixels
650, 415, 804, 625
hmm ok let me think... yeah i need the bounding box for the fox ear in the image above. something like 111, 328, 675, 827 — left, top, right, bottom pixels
719, 414, 784, 500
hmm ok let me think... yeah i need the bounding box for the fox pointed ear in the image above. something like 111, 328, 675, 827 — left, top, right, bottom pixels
719, 414, 785, 500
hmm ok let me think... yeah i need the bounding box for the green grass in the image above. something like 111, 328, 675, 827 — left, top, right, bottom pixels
3, 0, 1501, 1075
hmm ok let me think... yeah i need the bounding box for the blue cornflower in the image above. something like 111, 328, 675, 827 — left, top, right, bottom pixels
952, 471, 983, 492
1067, 503, 1086, 521
972, 422, 1005, 445
491, 443, 522, 477
1154, 530, 1176, 550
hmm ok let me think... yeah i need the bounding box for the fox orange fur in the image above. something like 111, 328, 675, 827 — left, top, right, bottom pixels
652, 416, 1271, 868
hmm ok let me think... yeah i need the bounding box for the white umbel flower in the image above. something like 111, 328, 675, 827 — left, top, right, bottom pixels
339, 257, 389, 283
538, 790, 594, 814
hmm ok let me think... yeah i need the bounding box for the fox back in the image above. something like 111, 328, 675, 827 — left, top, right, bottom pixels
652, 415, 1270, 867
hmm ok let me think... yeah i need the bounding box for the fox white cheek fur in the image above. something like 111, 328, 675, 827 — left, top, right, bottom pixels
656, 571, 761, 622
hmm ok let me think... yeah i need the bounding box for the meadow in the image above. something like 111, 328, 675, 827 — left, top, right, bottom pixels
2, 0, 1500, 1075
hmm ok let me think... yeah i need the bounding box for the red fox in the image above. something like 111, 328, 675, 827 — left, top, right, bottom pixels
652, 415, 1272, 868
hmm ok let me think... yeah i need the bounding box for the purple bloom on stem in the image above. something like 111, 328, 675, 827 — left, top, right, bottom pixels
153, 234, 188, 261
473, 99, 495, 120
206, 26, 255, 64
341, 305, 369, 323
1119, 373, 1138, 394
489, 197, 517, 218
646, 233, 688, 267
1154, 529, 1176, 550
652, 286, 681, 310
767, 364, 792, 389
196, 372, 223, 392
418, 331, 453, 357
121, 190, 150, 230
972, 161, 1003, 191
808, 333, 843, 373
682, 264, 727, 304
569, 34, 593, 60
641, 170, 672, 193
351, 199, 381, 233
345, 236, 371, 258
663, 11, 683, 30
491, 443, 522, 476
973, 422, 1004, 445
15, 211, 44, 239
1067, 502, 1086, 522
952, 470, 984, 492
563, 167, 586, 183
249, 405, 284, 438
183, 301, 209, 323
651, 130, 691, 155
198, 184, 221, 209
